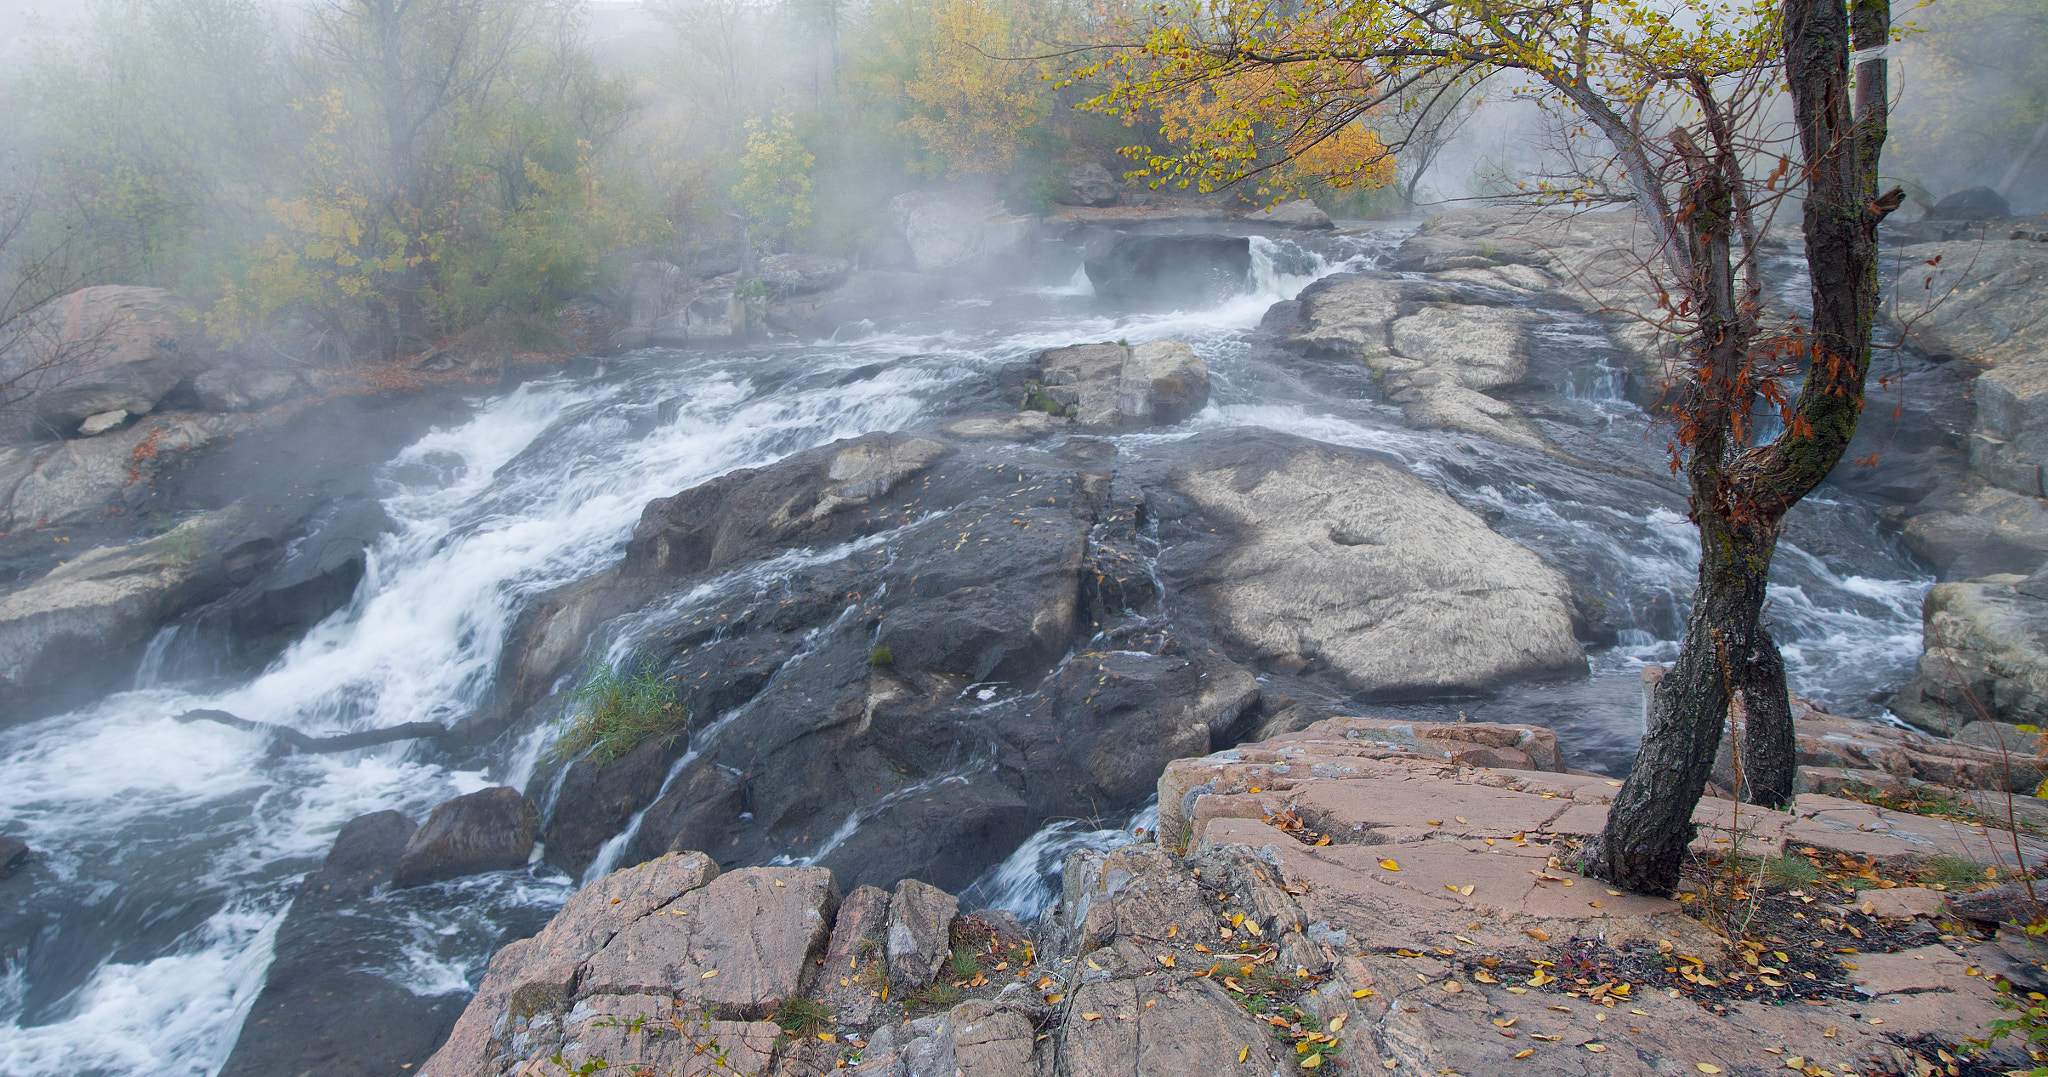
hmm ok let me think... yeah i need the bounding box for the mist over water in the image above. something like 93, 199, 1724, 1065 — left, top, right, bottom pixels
0, 227, 1929, 1075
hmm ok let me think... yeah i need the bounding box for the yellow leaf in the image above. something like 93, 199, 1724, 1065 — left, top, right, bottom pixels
1158, 953, 1176, 968
1351, 989, 1373, 998
1514, 1049, 1534, 1059
1047, 993, 1064, 1004
1474, 970, 1498, 983
1083, 1012, 1103, 1021
1240, 1046, 1251, 1063
1427, 821, 1443, 826
1301, 1052, 1322, 1069
701, 970, 719, 979
1329, 1015, 1346, 1032
1379, 859, 1401, 871
818, 1032, 836, 1042
1696, 1066, 1723, 1074
1459, 885, 1475, 897
1525, 928, 1550, 942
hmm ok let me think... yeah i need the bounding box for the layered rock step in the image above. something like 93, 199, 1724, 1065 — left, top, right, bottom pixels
416, 714, 2035, 1077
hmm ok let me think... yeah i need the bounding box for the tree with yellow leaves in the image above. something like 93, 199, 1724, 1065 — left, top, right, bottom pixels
1073, 0, 1907, 895
902, 0, 1050, 178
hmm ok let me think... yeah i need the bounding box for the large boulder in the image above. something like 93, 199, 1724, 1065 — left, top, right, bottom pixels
1158, 429, 1586, 695
888, 191, 1009, 273
1891, 569, 2048, 735
391, 786, 539, 888
1083, 234, 1252, 304
1060, 163, 1121, 207
0, 502, 285, 706
1245, 198, 1335, 229
1927, 186, 2012, 222
6, 286, 209, 435
1035, 338, 1211, 430
1890, 239, 2048, 367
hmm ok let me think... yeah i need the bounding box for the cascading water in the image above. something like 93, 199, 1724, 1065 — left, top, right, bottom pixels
0, 223, 1931, 1076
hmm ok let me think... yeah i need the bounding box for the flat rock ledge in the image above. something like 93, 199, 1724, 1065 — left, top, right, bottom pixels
420, 716, 2034, 1077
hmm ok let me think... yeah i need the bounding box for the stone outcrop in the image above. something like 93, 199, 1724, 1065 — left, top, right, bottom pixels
884, 878, 959, 986
1161, 430, 1586, 695
1245, 198, 1335, 230
887, 191, 1035, 274
418, 714, 2036, 1077
392, 787, 540, 889
1033, 338, 1210, 430
1891, 569, 2048, 734
495, 424, 1577, 891
1083, 234, 1252, 304
1708, 696, 2048, 795
6, 286, 209, 435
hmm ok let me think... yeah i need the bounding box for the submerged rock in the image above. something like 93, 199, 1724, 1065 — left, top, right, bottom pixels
392, 787, 540, 889
0, 835, 28, 879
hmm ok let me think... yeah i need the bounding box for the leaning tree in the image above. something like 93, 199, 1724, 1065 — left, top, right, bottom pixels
1068, 0, 1901, 893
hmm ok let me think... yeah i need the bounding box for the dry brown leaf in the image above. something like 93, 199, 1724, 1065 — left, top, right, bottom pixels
1525, 928, 1550, 942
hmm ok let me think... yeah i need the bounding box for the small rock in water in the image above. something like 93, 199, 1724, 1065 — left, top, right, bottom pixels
0, 835, 29, 879
392, 786, 538, 888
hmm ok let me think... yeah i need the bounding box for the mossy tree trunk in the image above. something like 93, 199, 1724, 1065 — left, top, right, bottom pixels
1593, 0, 1901, 895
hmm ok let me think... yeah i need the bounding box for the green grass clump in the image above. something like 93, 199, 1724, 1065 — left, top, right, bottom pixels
549, 661, 686, 766
869, 645, 894, 666
1762, 855, 1824, 887
773, 996, 833, 1038
1918, 855, 1999, 889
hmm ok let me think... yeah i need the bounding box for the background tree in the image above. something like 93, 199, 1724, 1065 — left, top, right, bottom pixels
1072, 0, 1902, 894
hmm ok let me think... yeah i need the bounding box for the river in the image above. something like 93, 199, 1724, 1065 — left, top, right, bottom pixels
0, 220, 1930, 1075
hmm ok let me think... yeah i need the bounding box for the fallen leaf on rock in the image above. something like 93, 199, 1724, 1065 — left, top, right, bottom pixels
1456, 816, 1468, 824
1513, 1049, 1534, 1059
1157, 954, 1175, 968
1530, 1034, 1561, 1042
774, 880, 786, 888
1352, 989, 1374, 998
1194, 944, 1212, 953
1528, 970, 1555, 987
1046, 993, 1064, 1004
1586, 1044, 1608, 1053
1330, 1015, 1347, 1032
1474, 971, 1498, 984
1695, 1066, 1722, 1074
1380, 859, 1401, 871
1082, 1013, 1102, 1021
818, 1032, 836, 1042
1443, 981, 1463, 993
1783, 1058, 1804, 1070
1301, 1054, 1322, 1069
1525, 928, 1550, 942
701, 970, 719, 979
1428, 821, 1443, 826
1239, 1047, 1250, 1063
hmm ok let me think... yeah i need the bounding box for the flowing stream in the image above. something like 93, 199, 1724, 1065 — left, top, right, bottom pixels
0, 222, 1931, 1076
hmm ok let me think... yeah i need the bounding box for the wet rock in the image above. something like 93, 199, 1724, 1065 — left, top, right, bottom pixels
1891, 571, 2048, 735
885, 878, 959, 986
14, 286, 210, 436
543, 736, 674, 875
1060, 163, 1121, 207
0, 502, 286, 706
814, 884, 892, 1024
219, 810, 468, 1077
624, 431, 950, 576
1083, 234, 1252, 304
1245, 198, 1334, 229
0, 835, 28, 879
226, 495, 393, 641
1034, 338, 1211, 431
578, 866, 838, 1016
1927, 186, 2012, 222
619, 763, 746, 868
392, 786, 539, 889
1159, 429, 1585, 694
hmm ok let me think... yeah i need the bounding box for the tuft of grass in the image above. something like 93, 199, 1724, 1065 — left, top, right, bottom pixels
772, 996, 832, 1038
919, 982, 962, 1009
948, 947, 979, 979
1762, 855, 1824, 887
1918, 855, 2000, 889
549, 660, 687, 766
869, 645, 894, 666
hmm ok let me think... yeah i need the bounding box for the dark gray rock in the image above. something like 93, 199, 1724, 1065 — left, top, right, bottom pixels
1928, 186, 2012, 222
393, 787, 539, 888
1084, 234, 1252, 304
0, 835, 28, 879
